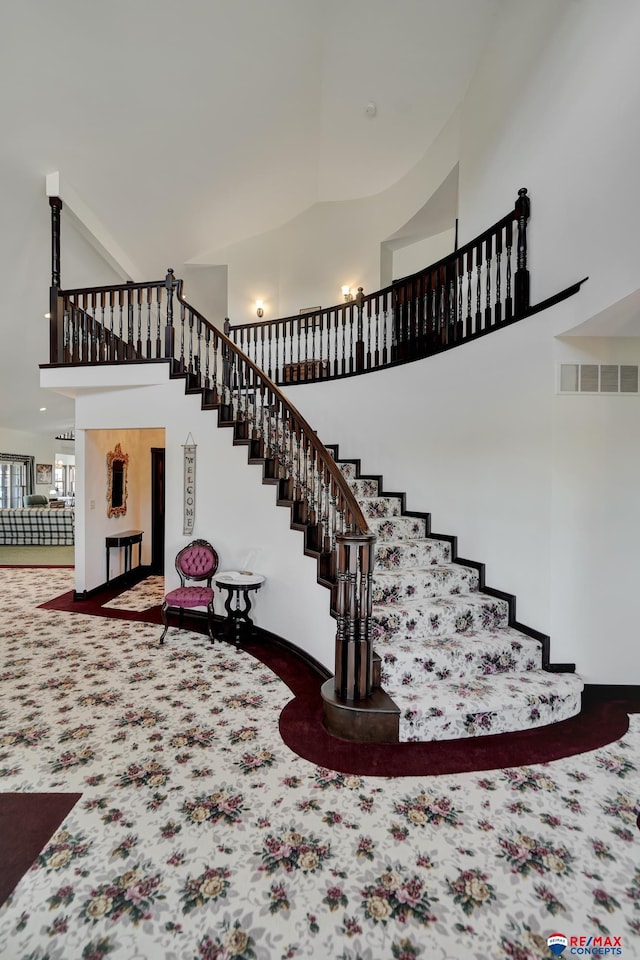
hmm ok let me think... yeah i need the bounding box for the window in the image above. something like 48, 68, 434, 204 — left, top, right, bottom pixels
0, 459, 28, 508
55, 464, 66, 496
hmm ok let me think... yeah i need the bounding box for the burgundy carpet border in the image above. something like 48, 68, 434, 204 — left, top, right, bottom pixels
244, 640, 634, 776
38, 587, 637, 776
0, 793, 82, 907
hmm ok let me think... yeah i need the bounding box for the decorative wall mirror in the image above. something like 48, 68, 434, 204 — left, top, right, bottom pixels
106, 443, 129, 518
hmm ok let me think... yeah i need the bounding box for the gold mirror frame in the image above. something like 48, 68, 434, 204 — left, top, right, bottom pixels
106, 443, 129, 518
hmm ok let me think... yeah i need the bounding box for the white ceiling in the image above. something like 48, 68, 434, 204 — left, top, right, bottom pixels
0, 0, 503, 437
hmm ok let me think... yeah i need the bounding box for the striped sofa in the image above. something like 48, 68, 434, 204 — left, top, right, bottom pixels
0, 508, 75, 546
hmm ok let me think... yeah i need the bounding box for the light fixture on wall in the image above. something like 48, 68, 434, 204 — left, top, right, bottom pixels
256, 300, 264, 318
341, 285, 354, 302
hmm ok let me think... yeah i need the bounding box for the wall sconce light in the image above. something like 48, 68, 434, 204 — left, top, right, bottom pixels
341, 285, 354, 302
256, 300, 264, 318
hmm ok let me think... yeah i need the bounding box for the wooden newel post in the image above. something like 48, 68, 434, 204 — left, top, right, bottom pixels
334, 529, 376, 701
49, 196, 62, 288
49, 196, 63, 363
222, 318, 232, 395
164, 268, 175, 359
355, 287, 365, 372
514, 187, 530, 315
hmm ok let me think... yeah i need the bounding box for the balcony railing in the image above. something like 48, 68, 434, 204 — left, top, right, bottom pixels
226, 188, 531, 384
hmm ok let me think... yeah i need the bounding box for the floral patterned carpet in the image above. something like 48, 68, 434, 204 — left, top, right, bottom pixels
0, 568, 638, 960
102, 576, 165, 612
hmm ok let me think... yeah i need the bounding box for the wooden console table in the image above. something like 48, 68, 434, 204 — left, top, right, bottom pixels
105, 530, 143, 582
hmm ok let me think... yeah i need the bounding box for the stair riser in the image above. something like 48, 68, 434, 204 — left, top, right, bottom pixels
360, 497, 403, 519
349, 478, 380, 498
337, 462, 359, 481
375, 539, 451, 569
372, 566, 479, 603
368, 517, 427, 541
380, 637, 540, 686
372, 598, 509, 642
398, 690, 582, 742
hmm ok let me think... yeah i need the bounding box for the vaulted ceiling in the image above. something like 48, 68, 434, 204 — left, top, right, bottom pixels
1, 0, 503, 436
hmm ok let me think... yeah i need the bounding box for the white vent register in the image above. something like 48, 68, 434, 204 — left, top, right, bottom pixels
558, 364, 639, 395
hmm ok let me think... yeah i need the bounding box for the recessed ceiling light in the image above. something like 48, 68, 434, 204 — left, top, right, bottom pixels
40, 407, 47, 411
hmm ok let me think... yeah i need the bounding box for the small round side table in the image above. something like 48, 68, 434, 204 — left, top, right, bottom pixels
215, 572, 265, 646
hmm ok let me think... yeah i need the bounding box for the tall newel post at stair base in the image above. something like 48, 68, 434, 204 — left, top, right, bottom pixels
49, 196, 64, 364
334, 530, 376, 701
514, 187, 530, 316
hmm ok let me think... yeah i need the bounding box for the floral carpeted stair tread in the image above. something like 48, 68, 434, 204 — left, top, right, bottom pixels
388, 670, 584, 741
375, 537, 452, 568
372, 592, 510, 642
359, 495, 404, 519
368, 516, 428, 541
373, 564, 479, 603
378, 625, 542, 687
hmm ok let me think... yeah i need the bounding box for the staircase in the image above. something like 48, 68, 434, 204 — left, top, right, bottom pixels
332, 452, 584, 742
45, 193, 588, 748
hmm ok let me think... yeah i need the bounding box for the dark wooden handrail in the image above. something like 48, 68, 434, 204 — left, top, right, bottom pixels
173, 281, 372, 537
227, 188, 531, 383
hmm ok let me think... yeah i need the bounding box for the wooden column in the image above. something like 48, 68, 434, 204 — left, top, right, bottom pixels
49, 197, 63, 363
514, 187, 530, 315
164, 268, 175, 359
354, 287, 365, 372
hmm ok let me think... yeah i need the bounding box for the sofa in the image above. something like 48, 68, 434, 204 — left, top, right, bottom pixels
0, 508, 75, 545
23, 494, 49, 508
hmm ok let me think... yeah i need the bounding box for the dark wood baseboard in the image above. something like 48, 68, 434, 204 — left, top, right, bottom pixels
250, 627, 332, 683
582, 684, 640, 711
546, 662, 576, 673
73, 564, 152, 601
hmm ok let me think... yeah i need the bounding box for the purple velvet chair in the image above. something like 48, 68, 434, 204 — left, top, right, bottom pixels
160, 539, 219, 644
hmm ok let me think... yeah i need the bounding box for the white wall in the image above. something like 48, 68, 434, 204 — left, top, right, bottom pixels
458, 0, 640, 321
193, 110, 461, 324
286, 290, 640, 685
391, 228, 456, 282
286, 308, 562, 639
550, 336, 640, 678
65, 368, 335, 669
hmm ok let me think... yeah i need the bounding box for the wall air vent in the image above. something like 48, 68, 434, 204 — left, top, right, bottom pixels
558, 364, 639, 395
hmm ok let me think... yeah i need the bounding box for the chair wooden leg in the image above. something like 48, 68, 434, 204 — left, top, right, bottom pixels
207, 602, 215, 643
159, 602, 170, 645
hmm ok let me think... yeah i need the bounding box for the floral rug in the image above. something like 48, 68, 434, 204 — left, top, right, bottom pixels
102, 576, 165, 612
0, 568, 638, 960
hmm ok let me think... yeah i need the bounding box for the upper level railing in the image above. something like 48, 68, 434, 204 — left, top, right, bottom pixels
226, 188, 531, 384
46, 197, 376, 705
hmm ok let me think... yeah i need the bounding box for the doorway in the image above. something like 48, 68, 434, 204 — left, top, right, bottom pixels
150, 448, 165, 574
